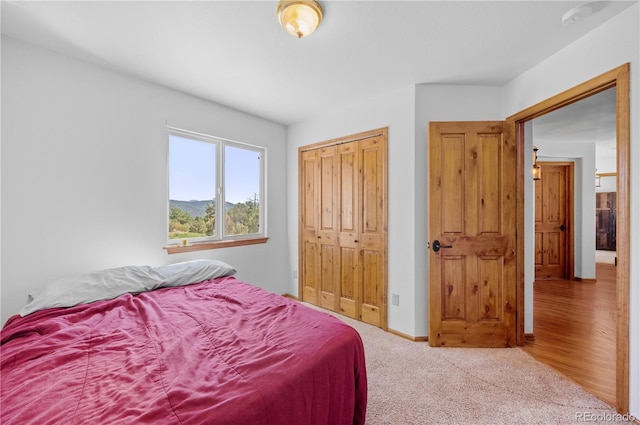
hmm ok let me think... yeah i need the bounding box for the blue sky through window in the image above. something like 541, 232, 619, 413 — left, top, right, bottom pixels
169, 134, 259, 204
225, 145, 260, 204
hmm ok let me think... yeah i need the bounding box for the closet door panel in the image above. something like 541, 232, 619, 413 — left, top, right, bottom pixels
318, 146, 339, 310
339, 143, 359, 318
300, 150, 319, 303
359, 136, 386, 327
361, 249, 382, 326
339, 246, 358, 318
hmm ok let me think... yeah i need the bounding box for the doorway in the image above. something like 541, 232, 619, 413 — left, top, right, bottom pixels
510, 64, 630, 413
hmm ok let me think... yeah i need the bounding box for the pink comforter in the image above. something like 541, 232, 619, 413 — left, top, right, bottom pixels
1, 276, 367, 424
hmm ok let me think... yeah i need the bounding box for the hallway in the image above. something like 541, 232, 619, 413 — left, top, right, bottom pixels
521, 262, 617, 407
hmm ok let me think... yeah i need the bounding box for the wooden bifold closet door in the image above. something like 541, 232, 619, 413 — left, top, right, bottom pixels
299, 128, 388, 329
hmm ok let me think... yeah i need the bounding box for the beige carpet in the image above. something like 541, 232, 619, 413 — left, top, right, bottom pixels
307, 305, 633, 424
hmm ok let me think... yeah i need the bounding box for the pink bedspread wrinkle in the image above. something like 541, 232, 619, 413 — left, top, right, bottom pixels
1, 276, 367, 425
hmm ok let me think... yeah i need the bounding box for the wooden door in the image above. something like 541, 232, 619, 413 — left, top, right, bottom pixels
300, 146, 339, 308
595, 192, 616, 251
299, 128, 388, 330
534, 163, 571, 280
300, 149, 320, 304
428, 121, 516, 347
317, 146, 340, 310
338, 142, 360, 319
338, 135, 387, 327
357, 136, 387, 327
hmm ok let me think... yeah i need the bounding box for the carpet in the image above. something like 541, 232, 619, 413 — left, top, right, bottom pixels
307, 304, 633, 424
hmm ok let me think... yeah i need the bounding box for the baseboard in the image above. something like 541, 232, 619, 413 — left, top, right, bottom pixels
573, 277, 597, 284
293, 298, 429, 342
388, 328, 428, 342
524, 333, 535, 341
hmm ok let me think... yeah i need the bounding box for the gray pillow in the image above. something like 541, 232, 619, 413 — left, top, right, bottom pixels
20, 265, 167, 317
19, 260, 236, 317
155, 259, 236, 288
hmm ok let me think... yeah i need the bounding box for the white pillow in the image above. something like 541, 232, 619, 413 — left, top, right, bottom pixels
20, 265, 167, 317
155, 259, 236, 288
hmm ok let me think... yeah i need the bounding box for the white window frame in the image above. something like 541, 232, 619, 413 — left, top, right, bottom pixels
166, 127, 266, 246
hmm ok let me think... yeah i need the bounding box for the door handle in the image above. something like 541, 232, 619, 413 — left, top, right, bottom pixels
560, 224, 566, 231
432, 240, 453, 252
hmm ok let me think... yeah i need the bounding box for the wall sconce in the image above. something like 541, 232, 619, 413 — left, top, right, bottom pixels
276, 0, 323, 38
532, 146, 542, 180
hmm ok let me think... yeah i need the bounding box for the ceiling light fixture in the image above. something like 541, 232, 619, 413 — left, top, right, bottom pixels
276, 0, 323, 39
561, 3, 593, 25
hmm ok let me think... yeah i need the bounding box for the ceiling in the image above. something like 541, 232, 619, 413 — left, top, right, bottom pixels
1, 1, 635, 128
533, 86, 617, 162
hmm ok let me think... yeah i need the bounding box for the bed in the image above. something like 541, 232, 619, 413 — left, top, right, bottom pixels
1, 260, 367, 424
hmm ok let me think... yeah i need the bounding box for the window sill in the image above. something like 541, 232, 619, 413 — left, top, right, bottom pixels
164, 237, 269, 254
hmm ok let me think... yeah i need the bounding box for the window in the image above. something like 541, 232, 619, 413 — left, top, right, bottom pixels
167, 128, 265, 247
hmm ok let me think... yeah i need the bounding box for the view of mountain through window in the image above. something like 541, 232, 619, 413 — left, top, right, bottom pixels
168, 131, 263, 242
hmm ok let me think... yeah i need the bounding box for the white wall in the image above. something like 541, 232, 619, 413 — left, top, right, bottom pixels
501, 4, 639, 417
596, 176, 617, 193
287, 86, 417, 336
0, 37, 289, 325
596, 153, 617, 193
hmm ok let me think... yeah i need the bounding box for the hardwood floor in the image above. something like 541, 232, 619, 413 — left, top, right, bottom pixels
521, 262, 617, 407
